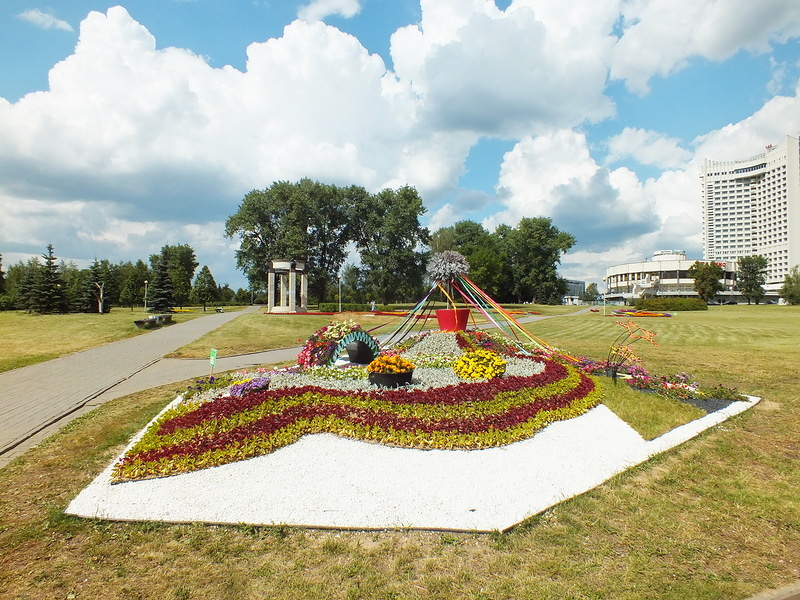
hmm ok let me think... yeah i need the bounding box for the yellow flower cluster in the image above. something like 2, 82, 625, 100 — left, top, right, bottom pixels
367, 354, 415, 374
452, 349, 506, 380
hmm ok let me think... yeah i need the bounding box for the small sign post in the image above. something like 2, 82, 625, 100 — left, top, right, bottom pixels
209, 348, 217, 376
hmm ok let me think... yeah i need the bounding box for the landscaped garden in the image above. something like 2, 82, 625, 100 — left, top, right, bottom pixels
0, 304, 798, 599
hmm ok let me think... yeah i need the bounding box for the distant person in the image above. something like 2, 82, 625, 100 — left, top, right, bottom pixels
370, 300, 376, 311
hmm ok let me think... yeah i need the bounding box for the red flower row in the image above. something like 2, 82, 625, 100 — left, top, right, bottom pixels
158, 359, 563, 435
120, 373, 596, 468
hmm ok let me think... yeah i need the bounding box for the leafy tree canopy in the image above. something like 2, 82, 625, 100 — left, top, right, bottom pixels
226, 180, 428, 304
688, 261, 724, 303
780, 265, 800, 305
737, 255, 768, 304
192, 265, 219, 311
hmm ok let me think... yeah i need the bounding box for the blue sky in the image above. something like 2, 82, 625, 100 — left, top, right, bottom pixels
2, 0, 800, 292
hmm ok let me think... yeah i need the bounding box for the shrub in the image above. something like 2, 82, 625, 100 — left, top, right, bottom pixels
635, 297, 708, 311
317, 302, 396, 312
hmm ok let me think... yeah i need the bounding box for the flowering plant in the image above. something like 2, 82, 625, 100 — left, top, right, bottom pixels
606, 320, 658, 382
452, 349, 506, 380
297, 319, 363, 368
367, 354, 415, 374
229, 376, 271, 397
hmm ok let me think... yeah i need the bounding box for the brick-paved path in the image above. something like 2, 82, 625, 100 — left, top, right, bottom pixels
0, 306, 301, 467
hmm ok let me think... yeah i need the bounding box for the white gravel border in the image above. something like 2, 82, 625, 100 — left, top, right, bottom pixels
66, 396, 759, 532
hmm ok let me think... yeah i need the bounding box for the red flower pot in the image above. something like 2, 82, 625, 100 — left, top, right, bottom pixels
435, 308, 470, 332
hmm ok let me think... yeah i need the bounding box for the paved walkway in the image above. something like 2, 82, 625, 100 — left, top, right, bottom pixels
0, 306, 292, 467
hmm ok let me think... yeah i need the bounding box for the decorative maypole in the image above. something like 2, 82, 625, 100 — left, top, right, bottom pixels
381, 250, 554, 354
427, 250, 472, 331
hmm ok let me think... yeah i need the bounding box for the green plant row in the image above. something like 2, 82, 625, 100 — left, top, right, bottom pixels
113, 388, 601, 483
112, 360, 600, 482
317, 302, 398, 312
634, 297, 708, 311
116, 366, 589, 461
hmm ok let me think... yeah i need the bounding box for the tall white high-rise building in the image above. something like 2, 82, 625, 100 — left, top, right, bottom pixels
701, 134, 800, 291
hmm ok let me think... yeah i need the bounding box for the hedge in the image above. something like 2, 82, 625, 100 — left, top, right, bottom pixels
635, 297, 708, 311
317, 302, 397, 312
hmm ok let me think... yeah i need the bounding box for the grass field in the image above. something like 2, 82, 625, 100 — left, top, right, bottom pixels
0, 305, 798, 599
0, 308, 229, 373
165, 311, 413, 359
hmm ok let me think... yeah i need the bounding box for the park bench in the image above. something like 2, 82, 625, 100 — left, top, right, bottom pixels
134, 314, 174, 329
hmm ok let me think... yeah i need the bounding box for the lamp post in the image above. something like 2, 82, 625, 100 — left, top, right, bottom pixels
338, 274, 342, 313
144, 280, 148, 312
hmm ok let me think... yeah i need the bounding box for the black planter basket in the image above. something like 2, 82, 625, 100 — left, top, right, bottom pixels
368, 371, 413, 388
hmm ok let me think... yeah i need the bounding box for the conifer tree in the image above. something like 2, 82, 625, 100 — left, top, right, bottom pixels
34, 244, 66, 313
148, 248, 175, 312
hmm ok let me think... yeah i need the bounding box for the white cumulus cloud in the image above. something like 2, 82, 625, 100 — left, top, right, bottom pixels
18, 9, 74, 32
611, 0, 800, 94
606, 128, 692, 169
298, 0, 362, 22
390, 0, 616, 137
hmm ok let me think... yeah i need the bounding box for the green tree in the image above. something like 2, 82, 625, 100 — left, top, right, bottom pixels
170, 265, 192, 308
234, 288, 251, 304
779, 265, 800, 305
217, 283, 236, 303
14, 258, 41, 311
226, 179, 361, 303
150, 245, 197, 308
340, 264, 366, 304
148, 248, 175, 312
355, 186, 429, 304
582, 282, 600, 302
429, 220, 513, 299
33, 244, 66, 314
504, 217, 575, 304
737, 255, 768, 304
688, 261, 724, 303
192, 265, 219, 311
428, 228, 456, 253
0, 253, 5, 295
118, 276, 137, 311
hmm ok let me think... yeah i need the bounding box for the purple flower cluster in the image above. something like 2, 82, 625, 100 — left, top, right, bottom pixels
229, 376, 271, 397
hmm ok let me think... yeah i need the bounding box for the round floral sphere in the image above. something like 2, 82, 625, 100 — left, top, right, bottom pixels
427, 250, 470, 282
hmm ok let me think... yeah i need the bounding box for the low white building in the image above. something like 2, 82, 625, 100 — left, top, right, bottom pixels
604, 250, 738, 304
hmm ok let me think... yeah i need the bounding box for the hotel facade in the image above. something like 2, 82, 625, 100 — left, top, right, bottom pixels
604, 250, 737, 303
701, 134, 800, 292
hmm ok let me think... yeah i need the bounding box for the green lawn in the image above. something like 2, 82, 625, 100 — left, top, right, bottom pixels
0, 304, 798, 599
165, 311, 410, 358
0, 308, 232, 373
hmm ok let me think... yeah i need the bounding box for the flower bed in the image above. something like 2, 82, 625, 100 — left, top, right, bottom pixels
112, 350, 602, 483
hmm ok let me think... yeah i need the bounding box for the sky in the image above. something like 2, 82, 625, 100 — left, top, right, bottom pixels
2, 0, 800, 293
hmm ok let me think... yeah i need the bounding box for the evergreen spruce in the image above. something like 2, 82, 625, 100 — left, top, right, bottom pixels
149, 249, 175, 312
34, 244, 66, 314
16, 258, 40, 312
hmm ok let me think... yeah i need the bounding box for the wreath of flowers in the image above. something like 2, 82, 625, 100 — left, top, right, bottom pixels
297, 320, 372, 368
